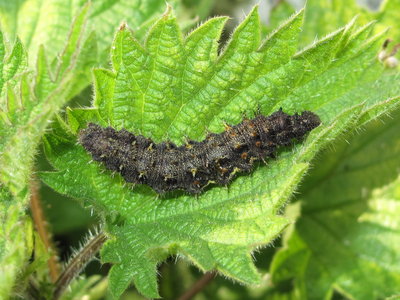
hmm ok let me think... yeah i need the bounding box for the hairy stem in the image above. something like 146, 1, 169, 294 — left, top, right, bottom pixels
52, 231, 108, 300
177, 272, 216, 300
30, 176, 61, 282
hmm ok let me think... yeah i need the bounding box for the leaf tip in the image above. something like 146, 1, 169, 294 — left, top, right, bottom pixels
296, 9, 305, 25
248, 4, 260, 18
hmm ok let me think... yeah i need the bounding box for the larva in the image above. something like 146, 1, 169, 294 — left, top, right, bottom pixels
79, 109, 321, 194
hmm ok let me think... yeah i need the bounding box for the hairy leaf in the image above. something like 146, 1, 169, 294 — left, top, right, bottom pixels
0, 189, 34, 299
0, 4, 91, 200
0, 0, 179, 63
41, 6, 400, 298
0, 0, 184, 102
0, 5, 97, 297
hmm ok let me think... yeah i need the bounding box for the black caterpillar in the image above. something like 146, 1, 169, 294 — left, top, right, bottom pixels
79, 110, 321, 194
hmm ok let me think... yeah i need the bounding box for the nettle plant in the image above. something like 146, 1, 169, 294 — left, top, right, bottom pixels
1, 1, 400, 299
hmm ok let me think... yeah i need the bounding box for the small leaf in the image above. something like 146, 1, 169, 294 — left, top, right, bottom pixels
0, 36, 28, 101
53, 3, 91, 80
35, 46, 56, 100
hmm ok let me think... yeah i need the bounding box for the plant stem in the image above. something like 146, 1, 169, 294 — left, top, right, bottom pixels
177, 272, 215, 300
52, 231, 108, 300
30, 177, 61, 282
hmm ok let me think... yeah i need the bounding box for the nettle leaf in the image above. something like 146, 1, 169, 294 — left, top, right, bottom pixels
41, 6, 400, 298
0, 31, 28, 146
0, 0, 180, 62
0, 4, 91, 200
0, 28, 32, 298
0, 195, 34, 300
0, 0, 183, 100
0, 5, 99, 297
271, 113, 400, 299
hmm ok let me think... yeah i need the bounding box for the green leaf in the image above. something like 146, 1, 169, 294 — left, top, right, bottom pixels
0, 33, 28, 145
0, 36, 28, 99
0, 195, 33, 300
271, 114, 400, 299
0, 0, 180, 63
0, 32, 32, 298
0, 4, 90, 199
0, 0, 183, 101
0, 5, 98, 298
41, 6, 400, 299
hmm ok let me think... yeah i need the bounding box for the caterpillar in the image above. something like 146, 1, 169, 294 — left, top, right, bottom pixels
79, 109, 321, 194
